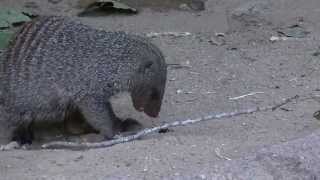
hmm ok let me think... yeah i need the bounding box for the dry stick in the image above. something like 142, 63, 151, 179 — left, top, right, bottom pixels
42, 95, 299, 150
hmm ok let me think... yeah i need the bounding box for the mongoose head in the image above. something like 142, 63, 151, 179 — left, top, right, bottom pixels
130, 44, 167, 118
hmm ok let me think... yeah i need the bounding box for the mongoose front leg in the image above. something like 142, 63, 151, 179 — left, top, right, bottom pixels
119, 118, 143, 135
9, 113, 34, 145
77, 97, 118, 139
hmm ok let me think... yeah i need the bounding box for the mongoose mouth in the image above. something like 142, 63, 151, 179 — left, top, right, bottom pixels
132, 97, 160, 118
144, 108, 159, 117
138, 107, 144, 112
145, 109, 159, 118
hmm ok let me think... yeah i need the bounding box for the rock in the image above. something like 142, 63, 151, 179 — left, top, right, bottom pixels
227, 0, 273, 32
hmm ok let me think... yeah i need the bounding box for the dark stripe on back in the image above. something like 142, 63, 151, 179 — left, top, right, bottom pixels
1, 21, 35, 99
21, 16, 55, 63
6, 21, 33, 64
16, 17, 53, 81
11, 18, 45, 67
2, 21, 33, 75
7, 17, 50, 86
34, 16, 66, 74
21, 17, 64, 82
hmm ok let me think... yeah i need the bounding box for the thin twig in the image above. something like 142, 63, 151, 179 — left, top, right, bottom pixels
215, 147, 232, 161
145, 32, 192, 38
41, 95, 299, 150
229, 92, 265, 100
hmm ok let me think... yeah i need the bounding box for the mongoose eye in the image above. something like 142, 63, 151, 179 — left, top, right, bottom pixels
144, 61, 153, 69
138, 61, 153, 74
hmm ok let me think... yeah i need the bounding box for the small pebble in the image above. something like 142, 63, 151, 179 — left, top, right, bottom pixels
48, 0, 63, 4
179, 4, 191, 11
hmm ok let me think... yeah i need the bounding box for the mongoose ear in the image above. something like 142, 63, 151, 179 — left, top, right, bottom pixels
144, 61, 153, 69
138, 61, 153, 73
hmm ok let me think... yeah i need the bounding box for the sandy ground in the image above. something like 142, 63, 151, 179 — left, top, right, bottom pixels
0, 0, 320, 179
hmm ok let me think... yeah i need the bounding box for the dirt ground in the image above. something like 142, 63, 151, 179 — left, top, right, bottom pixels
0, 0, 320, 179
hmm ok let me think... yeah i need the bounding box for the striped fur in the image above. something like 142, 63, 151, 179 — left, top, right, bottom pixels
0, 16, 167, 145
5, 17, 65, 89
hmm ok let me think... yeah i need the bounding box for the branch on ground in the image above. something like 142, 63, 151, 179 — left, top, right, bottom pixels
41, 95, 300, 150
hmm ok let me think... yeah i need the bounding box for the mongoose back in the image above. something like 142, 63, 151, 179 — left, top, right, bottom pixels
0, 16, 167, 145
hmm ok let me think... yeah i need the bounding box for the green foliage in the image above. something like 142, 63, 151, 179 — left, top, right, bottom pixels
0, 30, 14, 49
0, 8, 31, 28
0, 8, 31, 49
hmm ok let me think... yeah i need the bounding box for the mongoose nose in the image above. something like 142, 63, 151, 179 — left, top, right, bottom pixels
145, 111, 159, 118
144, 103, 160, 118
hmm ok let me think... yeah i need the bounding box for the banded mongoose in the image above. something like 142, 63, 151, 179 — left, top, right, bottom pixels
0, 16, 167, 145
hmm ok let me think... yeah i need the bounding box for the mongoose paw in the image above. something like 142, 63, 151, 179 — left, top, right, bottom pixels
0, 141, 20, 151
118, 118, 143, 136
12, 132, 33, 145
